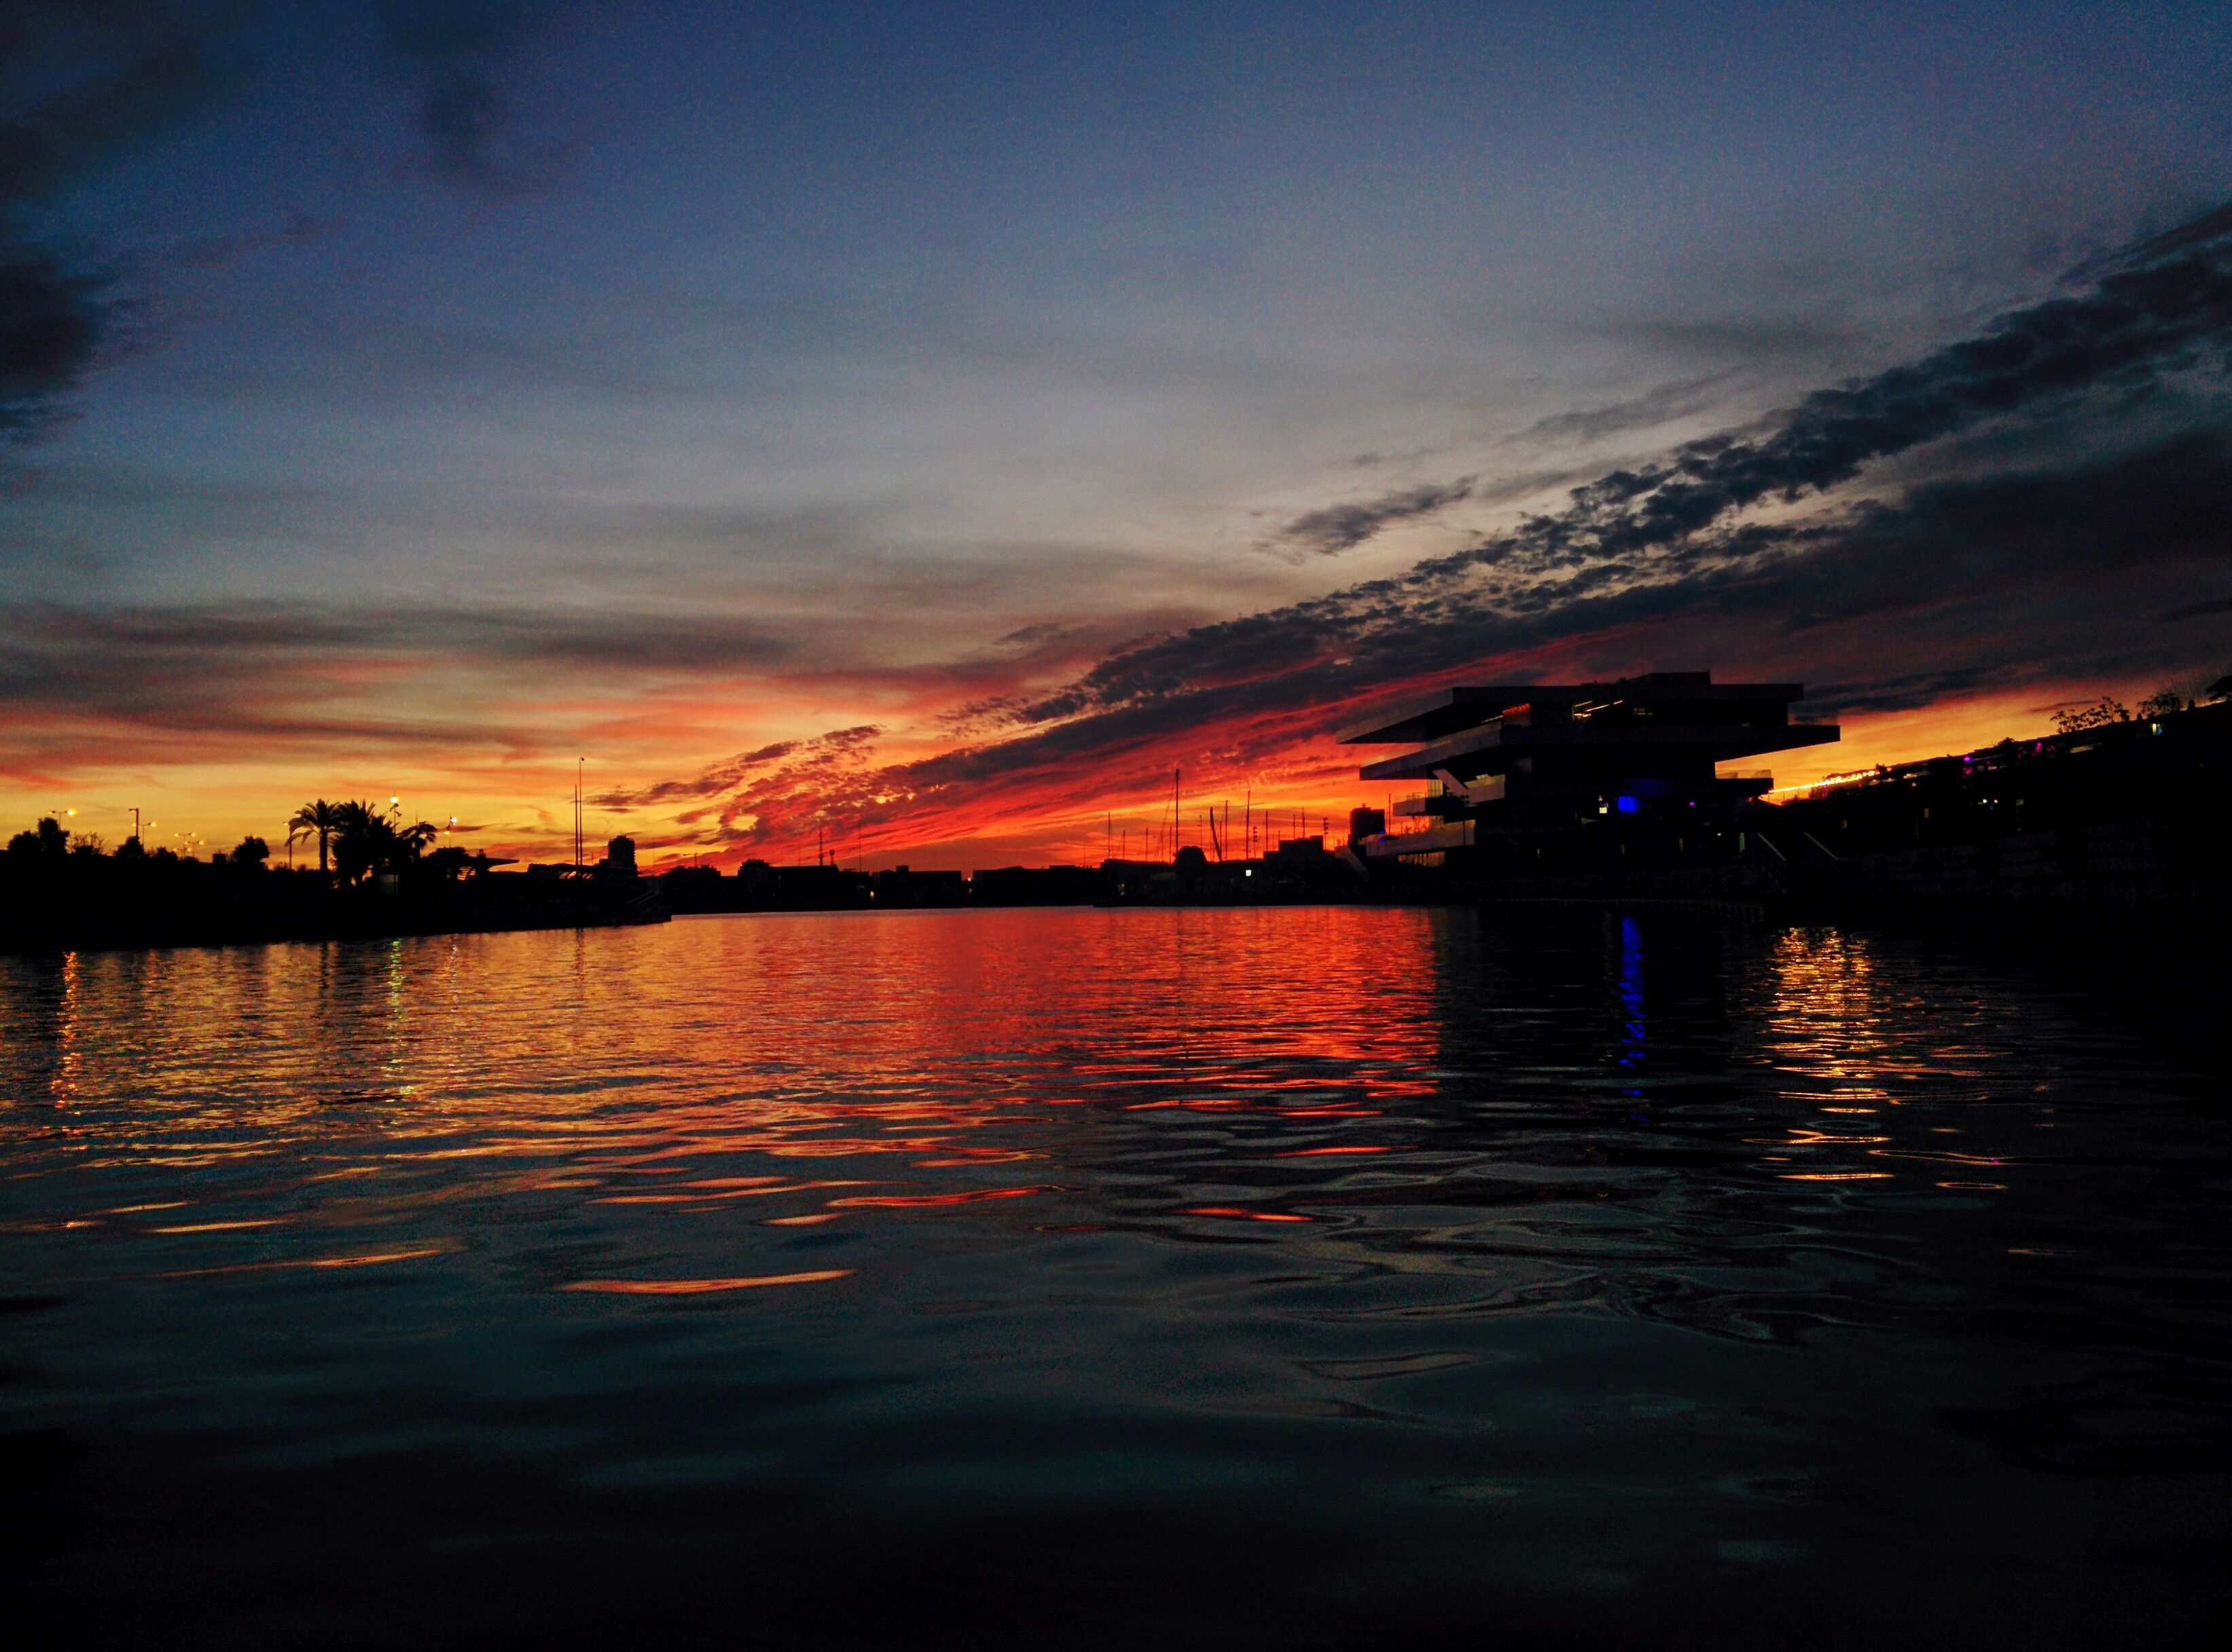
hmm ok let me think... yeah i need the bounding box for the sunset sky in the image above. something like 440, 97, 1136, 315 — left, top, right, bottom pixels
4, 1, 2231, 869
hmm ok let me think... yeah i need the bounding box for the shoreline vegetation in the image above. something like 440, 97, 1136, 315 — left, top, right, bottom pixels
6, 698, 2227, 956
1, 797, 664, 956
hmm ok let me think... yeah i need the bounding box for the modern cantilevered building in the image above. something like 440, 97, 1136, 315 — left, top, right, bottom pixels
1339, 671, 1839, 859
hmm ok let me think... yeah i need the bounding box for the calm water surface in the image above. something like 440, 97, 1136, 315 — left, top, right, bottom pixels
3, 907, 2229, 1648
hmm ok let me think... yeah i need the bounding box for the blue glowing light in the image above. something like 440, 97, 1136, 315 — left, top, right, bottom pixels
1616, 795, 1639, 813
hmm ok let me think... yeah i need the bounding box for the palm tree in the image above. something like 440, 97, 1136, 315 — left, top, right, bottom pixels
331, 800, 442, 884
331, 800, 386, 885
288, 799, 341, 876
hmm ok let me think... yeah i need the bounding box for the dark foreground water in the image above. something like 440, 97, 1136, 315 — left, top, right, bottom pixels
3, 907, 2229, 1649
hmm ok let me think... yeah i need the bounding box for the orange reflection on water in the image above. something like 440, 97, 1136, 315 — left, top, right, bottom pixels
1748, 925, 2041, 1197
1, 908, 1451, 1260
158, 1243, 453, 1278
306, 1246, 450, 1268
829, 1187, 1049, 1209
1187, 1206, 1312, 1223
563, 1270, 852, 1294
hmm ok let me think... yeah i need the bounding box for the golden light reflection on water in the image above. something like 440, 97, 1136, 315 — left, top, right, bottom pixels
0, 906, 2149, 1330
1740, 926, 2032, 1193
0, 911, 1456, 1275
563, 1270, 854, 1295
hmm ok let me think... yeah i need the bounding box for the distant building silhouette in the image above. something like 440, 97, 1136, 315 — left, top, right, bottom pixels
973, 865, 1101, 905
1342, 670, 1839, 860
872, 865, 967, 907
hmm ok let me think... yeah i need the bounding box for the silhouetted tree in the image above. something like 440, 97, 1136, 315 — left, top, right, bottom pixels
422, 845, 472, 880
6, 816, 67, 857
2139, 689, 2187, 719
331, 800, 384, 884
331, 800, 439, 884
232, 835, 270, 868
288, 799, 341, 875
2054, 697, 2131, 734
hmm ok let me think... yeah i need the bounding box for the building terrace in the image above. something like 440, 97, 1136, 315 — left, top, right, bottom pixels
1341, 670, 1839, 859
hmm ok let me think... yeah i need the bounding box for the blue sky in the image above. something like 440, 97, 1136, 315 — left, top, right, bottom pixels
4, 1, 2230, 863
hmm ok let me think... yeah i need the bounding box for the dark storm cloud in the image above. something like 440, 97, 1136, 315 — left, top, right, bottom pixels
0, 2, 226, 441
378, 1, 569, 198
1264, 477, 1475, 558
0, 246, 115, 441
2083, 201, 2232, 278
1794, 667, 1996, 717
1513, 371, 1738, 446
2157, 596, 2232, 622
1585, 424, 2232, 687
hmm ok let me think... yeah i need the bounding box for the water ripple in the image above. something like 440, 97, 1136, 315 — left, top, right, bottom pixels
5, 907, 2231, 1646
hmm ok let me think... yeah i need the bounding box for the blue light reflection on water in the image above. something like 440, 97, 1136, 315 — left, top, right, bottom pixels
3, 906, 2230, 1648
1615, 912, 1644, 1069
